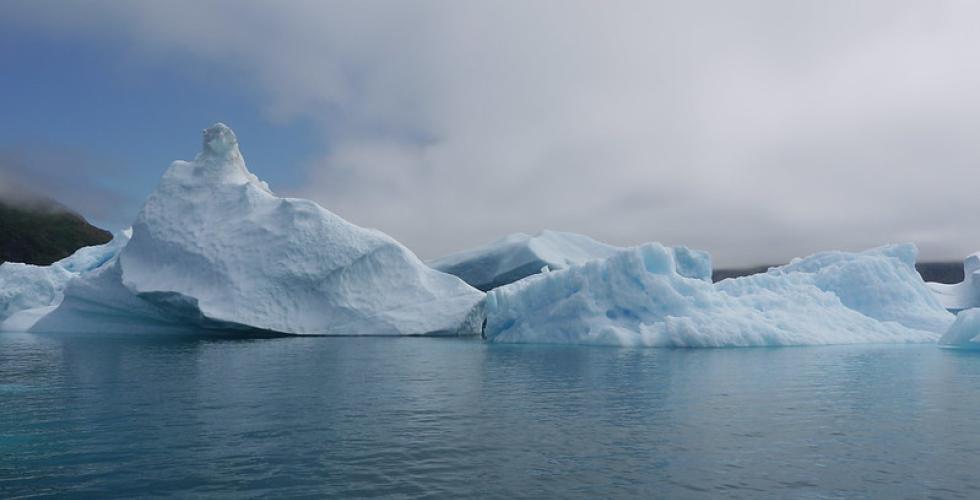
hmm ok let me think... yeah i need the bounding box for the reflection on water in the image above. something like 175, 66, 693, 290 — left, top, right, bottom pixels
2, 333, 980, 498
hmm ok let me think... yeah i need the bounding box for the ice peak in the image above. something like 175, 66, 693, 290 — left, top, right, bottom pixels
189, 122, 270, 192
201, 123, 241, 161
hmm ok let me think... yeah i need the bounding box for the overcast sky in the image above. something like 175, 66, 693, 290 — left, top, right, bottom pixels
2, 1, 979, 266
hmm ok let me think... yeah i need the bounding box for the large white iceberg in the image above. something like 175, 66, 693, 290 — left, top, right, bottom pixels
0, 231, 130, 330
484, 242, 953, 347
926, 253, 980, 312
429, 230, 711, 291
28, 123, 484, 336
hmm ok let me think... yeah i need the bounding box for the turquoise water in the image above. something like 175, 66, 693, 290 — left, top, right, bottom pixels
2, 333, 980, 498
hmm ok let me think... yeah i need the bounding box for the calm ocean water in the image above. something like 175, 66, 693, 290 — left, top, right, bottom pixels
2, 333, 980, 498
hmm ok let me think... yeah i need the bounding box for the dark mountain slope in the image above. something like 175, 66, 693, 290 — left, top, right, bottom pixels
0, 198, 111, 265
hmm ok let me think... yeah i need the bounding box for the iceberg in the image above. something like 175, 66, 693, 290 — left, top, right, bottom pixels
484, 243, 953, 347
926, 253, 980, 312
429, 230, 710, 291
28, 123, 484, 336
0, 230, 130, 330
939, 308, 980, 348
0, 264, 71, 327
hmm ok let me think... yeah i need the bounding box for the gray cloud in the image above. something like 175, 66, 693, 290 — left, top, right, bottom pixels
5, 0, 980, 265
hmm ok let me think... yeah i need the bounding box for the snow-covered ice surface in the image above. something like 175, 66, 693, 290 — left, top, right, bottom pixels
29, 124, 484, 336
428, 230, 710, 291
484, 243, 953, 347
0, 231, 130, 330
926, 253, 980, 312
939, 308, 980, 348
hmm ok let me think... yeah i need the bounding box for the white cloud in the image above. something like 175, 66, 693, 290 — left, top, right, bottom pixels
6, 0, 980, 265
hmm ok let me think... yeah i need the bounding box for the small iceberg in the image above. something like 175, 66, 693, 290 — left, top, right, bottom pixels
0, 230, 130, 330
429, 230, 710, 291
939, 308, 980, 348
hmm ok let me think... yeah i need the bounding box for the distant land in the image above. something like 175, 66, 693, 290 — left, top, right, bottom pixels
713, 262, 964, 284
0, 198, 112, 266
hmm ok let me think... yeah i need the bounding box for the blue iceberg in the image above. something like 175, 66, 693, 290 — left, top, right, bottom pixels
484, 243, 953, 346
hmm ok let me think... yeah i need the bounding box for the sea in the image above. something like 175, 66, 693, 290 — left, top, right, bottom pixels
2, 332, 980, 498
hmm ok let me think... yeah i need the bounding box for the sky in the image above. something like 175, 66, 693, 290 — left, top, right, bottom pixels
1, 1, 978, 267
